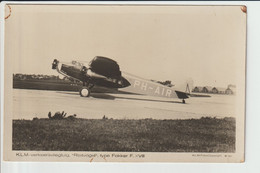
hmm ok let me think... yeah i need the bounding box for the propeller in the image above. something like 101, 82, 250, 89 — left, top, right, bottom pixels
52, 59, 59, 69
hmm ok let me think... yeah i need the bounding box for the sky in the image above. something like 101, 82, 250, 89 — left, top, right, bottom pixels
5, 5, 246, 88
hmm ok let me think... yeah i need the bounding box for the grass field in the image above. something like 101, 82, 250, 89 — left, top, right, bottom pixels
13, 117, 235, 152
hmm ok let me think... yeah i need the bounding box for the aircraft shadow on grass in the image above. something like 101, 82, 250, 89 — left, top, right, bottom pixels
57, 91, 183, 104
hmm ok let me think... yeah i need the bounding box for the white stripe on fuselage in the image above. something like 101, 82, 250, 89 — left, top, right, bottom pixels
132, 79, 173, 97
121, 72, 178, 98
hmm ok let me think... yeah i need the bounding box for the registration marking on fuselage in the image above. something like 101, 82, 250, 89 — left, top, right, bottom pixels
133, 79, 172, 98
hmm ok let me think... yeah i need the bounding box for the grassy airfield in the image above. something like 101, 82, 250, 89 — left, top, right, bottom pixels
13, 117, 235, 152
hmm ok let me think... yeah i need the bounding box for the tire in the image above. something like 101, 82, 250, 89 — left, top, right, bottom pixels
80, 87, 90, 97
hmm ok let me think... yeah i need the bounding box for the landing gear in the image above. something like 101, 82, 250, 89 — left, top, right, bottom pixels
80, 81, 95, 97
80, 87, 90, 97
182, 99, 186, 104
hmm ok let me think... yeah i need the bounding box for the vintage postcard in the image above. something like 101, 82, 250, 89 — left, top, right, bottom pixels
2, 4, 246, 162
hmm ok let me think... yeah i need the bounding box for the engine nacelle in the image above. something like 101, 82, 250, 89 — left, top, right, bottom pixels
52, 59, 59, 69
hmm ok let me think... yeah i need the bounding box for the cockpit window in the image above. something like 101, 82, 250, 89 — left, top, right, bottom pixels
72, 61, 83, 67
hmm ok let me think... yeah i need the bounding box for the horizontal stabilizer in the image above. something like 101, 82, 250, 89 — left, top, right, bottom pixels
175, 90, 189, 99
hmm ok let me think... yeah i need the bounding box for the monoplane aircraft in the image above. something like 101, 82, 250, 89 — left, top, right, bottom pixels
52, 56, 188, 103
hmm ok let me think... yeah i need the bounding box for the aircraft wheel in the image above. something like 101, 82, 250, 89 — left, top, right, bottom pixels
80, 87, 90, 97
182, 99, 186, 104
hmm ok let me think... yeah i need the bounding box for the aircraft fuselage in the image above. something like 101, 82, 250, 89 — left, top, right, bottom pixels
52, 57, 188, 102
52, 59, 130, 88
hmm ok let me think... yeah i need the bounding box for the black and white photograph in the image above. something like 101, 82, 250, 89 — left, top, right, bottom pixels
3, 4, 246, 162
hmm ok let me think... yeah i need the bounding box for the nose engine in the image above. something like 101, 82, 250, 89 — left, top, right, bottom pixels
52, 59, 59, 69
